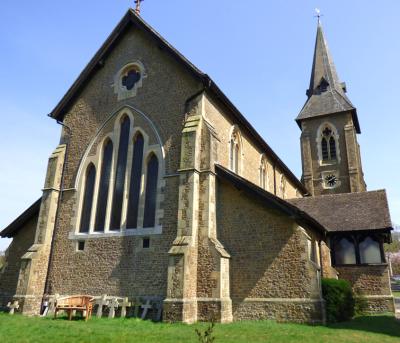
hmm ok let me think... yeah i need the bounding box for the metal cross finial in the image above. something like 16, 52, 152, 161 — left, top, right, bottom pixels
314, 8, 323, 23
135, 0, 144, 15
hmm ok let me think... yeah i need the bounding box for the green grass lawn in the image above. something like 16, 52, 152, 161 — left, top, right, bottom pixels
393, 291, 400, 298
0, 314, 399, 343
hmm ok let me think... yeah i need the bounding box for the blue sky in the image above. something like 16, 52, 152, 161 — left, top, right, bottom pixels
1, 1, 399, 250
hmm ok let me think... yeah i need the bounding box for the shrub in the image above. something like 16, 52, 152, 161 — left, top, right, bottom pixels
322, 278, 355, 323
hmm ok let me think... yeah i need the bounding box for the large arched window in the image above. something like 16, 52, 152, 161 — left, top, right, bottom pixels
334, 237, 356, 265
143, 154, 159, 228
110, 116, 130, 230
75, 108, 164, 236
126, 133, 144, 228
79, 163, 96, 233
94, 139, 113, 232
229, 127, 241, 174
320, 125, 338, 162
359, 237, 382, 264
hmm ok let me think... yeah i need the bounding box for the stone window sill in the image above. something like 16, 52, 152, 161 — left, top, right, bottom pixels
68, 226, 162, 240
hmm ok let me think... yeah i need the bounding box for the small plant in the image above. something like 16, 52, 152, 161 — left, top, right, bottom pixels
195, 322, 216, 343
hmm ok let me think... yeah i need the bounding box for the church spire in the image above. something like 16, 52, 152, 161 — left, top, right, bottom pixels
296, 18, 360, 133
306, 19, 345, 97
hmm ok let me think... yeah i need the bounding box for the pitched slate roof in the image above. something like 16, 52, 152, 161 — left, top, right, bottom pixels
215, 164, 326, 236
0, 198, 41, 238
288, 190, 393, 233
296, 22, 361, 133
48, 8, 308, 195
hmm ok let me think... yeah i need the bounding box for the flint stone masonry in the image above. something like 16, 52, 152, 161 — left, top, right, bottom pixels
336, 265, 395, 313
0, 217, 37, 308
216, 179, 324, 322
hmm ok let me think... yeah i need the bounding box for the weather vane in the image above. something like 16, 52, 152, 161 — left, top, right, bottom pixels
134, 0, 144, 15
314, 8, 323, 23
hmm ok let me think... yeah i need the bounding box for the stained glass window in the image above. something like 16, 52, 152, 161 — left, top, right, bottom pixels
110, 116, 130, 230
143, 154, 159, 228
94, 140, 113, 232
79, 164, 96, 233
126, 133, 144, 228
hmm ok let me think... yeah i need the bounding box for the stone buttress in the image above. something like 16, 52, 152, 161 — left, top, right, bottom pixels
13, 145, 66, 315
163, 94, 232, 323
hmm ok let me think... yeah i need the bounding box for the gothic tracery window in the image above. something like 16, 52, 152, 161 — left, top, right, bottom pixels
320, 125, 338, 162
77, 109, 162, 236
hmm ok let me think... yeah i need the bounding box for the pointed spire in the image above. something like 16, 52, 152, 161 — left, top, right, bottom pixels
296, 19, 361, 133
306, 20, 346, 97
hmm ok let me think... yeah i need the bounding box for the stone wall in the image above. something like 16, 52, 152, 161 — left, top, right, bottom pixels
0, 217, 37, 308
336, 264, 395, 313
216, 179, 324, 323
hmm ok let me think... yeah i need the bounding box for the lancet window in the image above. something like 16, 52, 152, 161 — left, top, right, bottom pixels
259, 155, 268, 190
229, 126, 242, 174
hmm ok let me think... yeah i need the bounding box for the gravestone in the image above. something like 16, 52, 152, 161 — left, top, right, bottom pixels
141, 299, 152, 319
108, 298, 119, 318
95, 294, 109, 318
120, 297, 131, 318
7, 301, 19, 315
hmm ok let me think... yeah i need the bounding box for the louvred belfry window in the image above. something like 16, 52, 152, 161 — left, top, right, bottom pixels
143, 154, 159, 228
126, 133, 144, 228
79, 163, 96, 233
110, 116, 130, 230
94, 139, 113, 232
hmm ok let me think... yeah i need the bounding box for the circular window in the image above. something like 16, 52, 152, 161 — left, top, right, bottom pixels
121, 67, 141, 91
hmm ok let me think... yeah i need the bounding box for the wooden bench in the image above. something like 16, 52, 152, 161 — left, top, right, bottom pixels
54, 295, 93, 321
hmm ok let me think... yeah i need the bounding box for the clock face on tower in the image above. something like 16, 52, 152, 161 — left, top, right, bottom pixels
325, 174, 338, 187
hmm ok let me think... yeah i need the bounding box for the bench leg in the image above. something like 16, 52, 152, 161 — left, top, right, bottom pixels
54, 309, 57, 319
68, 309, 73, 321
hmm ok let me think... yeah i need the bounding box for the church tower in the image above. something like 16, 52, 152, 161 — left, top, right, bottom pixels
296, 21, 366, 196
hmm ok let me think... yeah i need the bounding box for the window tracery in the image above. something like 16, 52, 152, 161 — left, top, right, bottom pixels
75, 108, 163, 237
316, 123, 340, 164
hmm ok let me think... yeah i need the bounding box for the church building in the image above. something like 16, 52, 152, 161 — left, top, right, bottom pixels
0, 9, 395, 323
